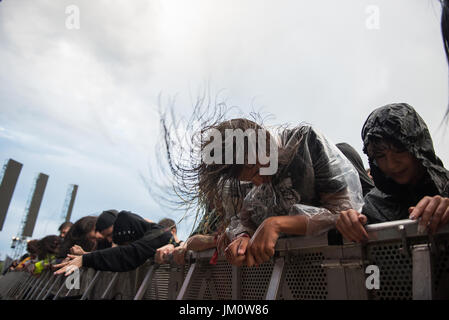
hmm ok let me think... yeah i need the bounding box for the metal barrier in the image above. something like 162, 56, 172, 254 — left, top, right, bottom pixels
177, 219, 449, 300
1, 219, 448, 300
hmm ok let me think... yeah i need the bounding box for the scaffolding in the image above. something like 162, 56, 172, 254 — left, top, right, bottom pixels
11, 173, 49, 259
60, 184, 78, 223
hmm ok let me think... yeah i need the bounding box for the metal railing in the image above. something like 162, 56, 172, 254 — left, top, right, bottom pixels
1, 219, 448, 300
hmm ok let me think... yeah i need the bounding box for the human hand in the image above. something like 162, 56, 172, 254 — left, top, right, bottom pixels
172, 245, 188, 265
336, 209, 368, 243
70, 245, 86, 256
53, 254, 82, 276
409, 195, 449, 234
224, 235, 250, 267
246, 217, 280, 267
155, 244, 175, 264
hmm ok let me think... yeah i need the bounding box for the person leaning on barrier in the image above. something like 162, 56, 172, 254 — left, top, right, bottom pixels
336, 103, 449, 242
199, 118, 364, 267
33, 235, 62, 274
14, 239, 39, 271
154, 218, 184, 264
93, 209, 119, 251
57, 216, 98, 261
158, 218, 183, 244
54, 211, 175, 274
168, 180, 254, 265
58, 221, 73, 239
170, 207, 220, 265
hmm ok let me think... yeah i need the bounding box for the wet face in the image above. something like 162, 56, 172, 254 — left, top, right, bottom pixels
238, 164, 271, 186
60, 227, 70, 238
86, 230, 98, 246
101, 226, 114, 243
96, 226, 114, 243
369, 145, 424, 185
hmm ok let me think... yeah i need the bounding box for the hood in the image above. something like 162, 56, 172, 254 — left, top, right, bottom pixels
96, 209, 118, 232
112, 211, 153, 245
361, 103, 449, 197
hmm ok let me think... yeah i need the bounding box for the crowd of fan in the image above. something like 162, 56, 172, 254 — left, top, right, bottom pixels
4, 213, 183, 275
4, 102, 449, 277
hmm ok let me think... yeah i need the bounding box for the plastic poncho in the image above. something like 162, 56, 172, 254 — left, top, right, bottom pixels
361, 103, 449, 223
226, 125, 364, 238
191, 182, 253, 237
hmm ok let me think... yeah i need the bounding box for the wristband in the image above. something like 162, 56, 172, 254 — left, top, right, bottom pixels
236, 232, 250, 239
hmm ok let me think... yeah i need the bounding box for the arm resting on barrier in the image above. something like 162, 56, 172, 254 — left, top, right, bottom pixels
81, 230, 172, 272
172, 235, 216, 265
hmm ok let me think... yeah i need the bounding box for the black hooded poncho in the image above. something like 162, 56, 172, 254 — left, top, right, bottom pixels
82, 211, 173, 272
361, 103, 449, 223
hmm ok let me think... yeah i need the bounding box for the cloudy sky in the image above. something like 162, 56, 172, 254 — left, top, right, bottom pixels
0, 0, 447, 259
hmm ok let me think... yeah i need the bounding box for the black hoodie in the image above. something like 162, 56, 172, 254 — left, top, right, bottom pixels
82, 211, 173, 272
336, 142, 374, 197
361, 103, 449, 223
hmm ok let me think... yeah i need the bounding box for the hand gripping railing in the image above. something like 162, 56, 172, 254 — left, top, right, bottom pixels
2, 219, 449, 300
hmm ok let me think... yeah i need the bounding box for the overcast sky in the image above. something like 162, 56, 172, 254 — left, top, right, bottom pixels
0, 0, 447, 259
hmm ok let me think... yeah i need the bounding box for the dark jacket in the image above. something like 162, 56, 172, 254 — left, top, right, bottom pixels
361, 103, 449, 223
82, 211, 173, 272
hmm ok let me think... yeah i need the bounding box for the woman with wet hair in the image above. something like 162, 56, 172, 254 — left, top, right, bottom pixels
336, 103, 449, 242
156, 98, 363, 267
207, 119, 364, 267
33, 235, 62, 274
57, 216, 98, 259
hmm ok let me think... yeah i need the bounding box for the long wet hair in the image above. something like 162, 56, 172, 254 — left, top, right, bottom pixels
58, 216, 97, 258
36, 235, 61, 261
148, 93, 301, 234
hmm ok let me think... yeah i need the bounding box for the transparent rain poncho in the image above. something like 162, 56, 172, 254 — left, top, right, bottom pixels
225, 125, 364, 239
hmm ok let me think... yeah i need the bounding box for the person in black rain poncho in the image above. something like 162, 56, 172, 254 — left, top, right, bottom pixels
54, 211, 175, 274
336, 103, 449, 242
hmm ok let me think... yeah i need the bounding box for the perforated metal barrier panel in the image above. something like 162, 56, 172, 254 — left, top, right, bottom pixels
1, 220, 449, 300
282, 251, 328, 300
366, 242, 412, 300
433, 236, 449, 299
183, 258, 233, 300
241, 262, 274, 300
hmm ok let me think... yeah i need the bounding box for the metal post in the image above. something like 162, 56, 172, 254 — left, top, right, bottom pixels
176, 263, 197, 300
100, 272, 119, 300
52, 279, 68, 300
24, 274, 45, 300
22, 275, 40, 300
35, 273, 54, 300
231, 265, 241, 300
133, 265, 155, 300
28, 271, 51, 300
14, 274, 34, 300
265, 257, 285, 300
7, 273, 27, 299
64, 269, 83, 298
42, 274, 62, 300
412, 244, 433, 300
80, 270, 101, 300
